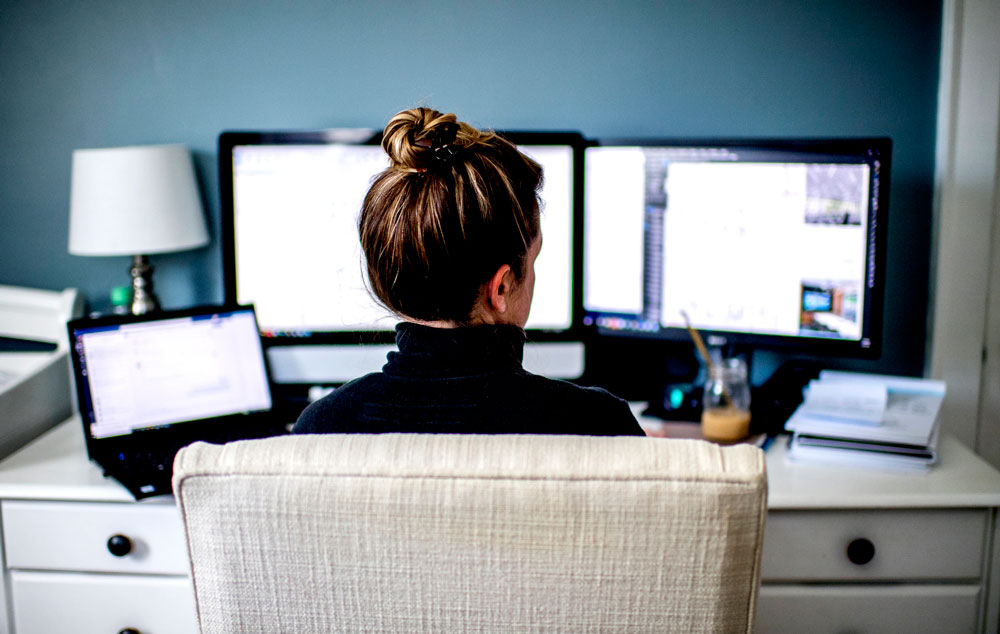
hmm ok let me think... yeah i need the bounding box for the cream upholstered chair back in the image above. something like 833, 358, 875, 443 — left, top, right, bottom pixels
173, 433, 767, 634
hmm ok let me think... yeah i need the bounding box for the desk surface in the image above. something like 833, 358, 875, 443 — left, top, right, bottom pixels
634, 413, 1000, 510
2, 417, 1000, 511
0, 418, 164, 504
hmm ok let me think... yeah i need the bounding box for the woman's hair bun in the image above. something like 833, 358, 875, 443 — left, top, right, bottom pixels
381, 107, 482, 171
361, 106, 544, 323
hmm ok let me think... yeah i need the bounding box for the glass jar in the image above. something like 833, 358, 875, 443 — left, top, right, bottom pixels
701, 358, 751, 443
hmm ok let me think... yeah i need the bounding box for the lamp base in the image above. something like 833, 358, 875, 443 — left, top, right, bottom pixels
129, 254, 161, 315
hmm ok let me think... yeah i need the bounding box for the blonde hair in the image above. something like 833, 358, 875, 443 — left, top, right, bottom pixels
360, 107, 542, 323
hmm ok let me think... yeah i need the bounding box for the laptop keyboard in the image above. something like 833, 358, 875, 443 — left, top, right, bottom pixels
105, 420, 289, 498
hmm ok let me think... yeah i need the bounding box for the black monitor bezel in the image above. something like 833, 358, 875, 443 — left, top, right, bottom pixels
219, 128, 587, 346
581, 136, 891, 359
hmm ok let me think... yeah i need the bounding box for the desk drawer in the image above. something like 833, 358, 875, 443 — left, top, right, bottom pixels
761, 508, 986, 581
756, 584, 980, 634
10, 569, 197, 634
2, 500, 188, 575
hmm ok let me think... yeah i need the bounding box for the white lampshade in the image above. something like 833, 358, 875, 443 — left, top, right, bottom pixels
68, 144, 209, 256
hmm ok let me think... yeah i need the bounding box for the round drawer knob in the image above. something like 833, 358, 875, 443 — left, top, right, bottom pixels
118, 629, 141, 634
846, 537, 875, 565
107, 534, 133, 557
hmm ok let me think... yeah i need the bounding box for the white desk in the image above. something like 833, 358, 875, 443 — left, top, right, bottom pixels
1, 418, 1000, 633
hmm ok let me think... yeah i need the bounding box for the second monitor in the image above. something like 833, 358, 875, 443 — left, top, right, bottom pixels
583, 138, 890, 360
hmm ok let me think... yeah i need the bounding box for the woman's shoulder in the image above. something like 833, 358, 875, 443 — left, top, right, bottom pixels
291, 373, 385, 434
519, 372, 645, 436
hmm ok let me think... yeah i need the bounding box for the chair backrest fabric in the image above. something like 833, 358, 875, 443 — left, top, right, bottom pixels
173, 433, 767, 634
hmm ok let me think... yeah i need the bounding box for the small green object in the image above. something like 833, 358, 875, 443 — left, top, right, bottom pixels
669, 388, 685, 410
110, 285, 132, 307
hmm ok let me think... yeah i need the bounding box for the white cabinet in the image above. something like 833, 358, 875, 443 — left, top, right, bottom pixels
756, 509, 992, 633
756, 436, 1000, 634
0, 500, 196, 633
0, 421, 198, 634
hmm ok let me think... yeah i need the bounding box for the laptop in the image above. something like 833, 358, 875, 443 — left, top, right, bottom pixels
68, 305, 286, 499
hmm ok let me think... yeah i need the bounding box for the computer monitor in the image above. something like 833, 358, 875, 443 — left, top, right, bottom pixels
582, 138, 890, 359
220, 130, 585, 384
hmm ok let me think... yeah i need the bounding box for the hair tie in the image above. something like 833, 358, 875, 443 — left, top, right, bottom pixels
432, 143, 460, 165
413, 122, 462, 167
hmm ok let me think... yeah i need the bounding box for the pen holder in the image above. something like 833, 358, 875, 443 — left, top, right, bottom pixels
701, 357, 751, 443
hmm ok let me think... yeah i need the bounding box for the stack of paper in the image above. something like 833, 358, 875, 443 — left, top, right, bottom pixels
785, 371, 945, 471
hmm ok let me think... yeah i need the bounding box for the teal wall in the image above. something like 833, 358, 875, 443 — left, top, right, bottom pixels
0, 1, 941, 377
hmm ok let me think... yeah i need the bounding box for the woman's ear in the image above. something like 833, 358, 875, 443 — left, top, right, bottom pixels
486, 263, 514, 314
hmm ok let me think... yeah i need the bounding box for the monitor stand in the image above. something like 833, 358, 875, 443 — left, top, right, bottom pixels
750, 359, 824, 434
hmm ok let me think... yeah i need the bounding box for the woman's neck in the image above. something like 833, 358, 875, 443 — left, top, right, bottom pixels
402, 302, 502, 329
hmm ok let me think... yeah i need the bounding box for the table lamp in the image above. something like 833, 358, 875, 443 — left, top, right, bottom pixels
68, 144, 209, 315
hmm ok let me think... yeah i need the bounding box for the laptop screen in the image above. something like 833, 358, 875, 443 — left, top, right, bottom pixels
71, 307, 272, 440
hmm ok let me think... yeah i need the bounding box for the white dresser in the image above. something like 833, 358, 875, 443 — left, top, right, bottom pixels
0, 420, 196, 634
758, 436, 1000, 633
1, 418, 999, 633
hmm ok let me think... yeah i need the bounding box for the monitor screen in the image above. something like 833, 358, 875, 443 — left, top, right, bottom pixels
221, 131, 579, 339
582, 138, 890, 358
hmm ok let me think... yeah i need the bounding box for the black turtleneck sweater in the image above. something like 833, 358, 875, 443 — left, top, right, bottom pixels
292, 322, 644, 436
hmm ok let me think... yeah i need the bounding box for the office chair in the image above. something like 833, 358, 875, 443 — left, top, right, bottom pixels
174, 433, 767, 633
